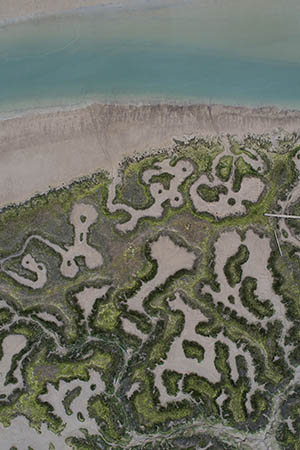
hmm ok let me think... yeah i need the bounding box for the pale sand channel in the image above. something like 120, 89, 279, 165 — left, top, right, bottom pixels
0, 103, 300, 208
0, 334, 27, 397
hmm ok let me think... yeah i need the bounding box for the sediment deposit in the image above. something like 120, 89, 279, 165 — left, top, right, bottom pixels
0, 103, 300, 207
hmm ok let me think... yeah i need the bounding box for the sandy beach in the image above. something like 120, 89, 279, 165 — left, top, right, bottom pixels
0, 0, 126, 23
0, 102, 299, 208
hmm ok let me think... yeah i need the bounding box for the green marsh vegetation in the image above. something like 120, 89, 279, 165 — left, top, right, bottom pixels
0, 134, 299, 448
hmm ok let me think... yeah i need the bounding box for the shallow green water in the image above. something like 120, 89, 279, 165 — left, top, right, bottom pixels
1, 0, 300, 114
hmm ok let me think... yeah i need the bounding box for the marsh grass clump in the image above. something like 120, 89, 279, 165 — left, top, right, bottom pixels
162, 370, 182, 396
239, 276, 274, 319
216, 155, 234, 182
197, 184, 228, 202
182, 340, 205, 363
224, 244, 249, 287
232, 157, 259, 192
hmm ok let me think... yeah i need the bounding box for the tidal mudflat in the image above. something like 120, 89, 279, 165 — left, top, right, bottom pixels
0, 130, 299, 449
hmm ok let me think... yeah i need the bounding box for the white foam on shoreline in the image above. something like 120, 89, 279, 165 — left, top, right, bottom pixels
0, 99, 299, 122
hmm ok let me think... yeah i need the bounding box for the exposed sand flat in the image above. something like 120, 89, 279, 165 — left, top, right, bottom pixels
126, 381, 140, 399
204, 230, 291, 331
0, 416, 68, 450
190, 175, 265, 218
154, 294, 257, 407
190, 136, 266, 218
0, 335, 27, 375
277, 153, 300, 252
206, 231, 251, 320
75, 285, 110, 320
242, 231, 286, 319
0, 0, 124, 23
121, 317, 146, 341
216, 390, 228, 415
0, 103, 300, 207
128, 235, 196, 313
0, 334, 27, 397
39, 368, 105, 436
36, 311, 63, 326
108, 159, 193, 232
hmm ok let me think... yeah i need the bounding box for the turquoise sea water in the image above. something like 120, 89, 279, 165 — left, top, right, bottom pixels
1, 0, 300, 114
